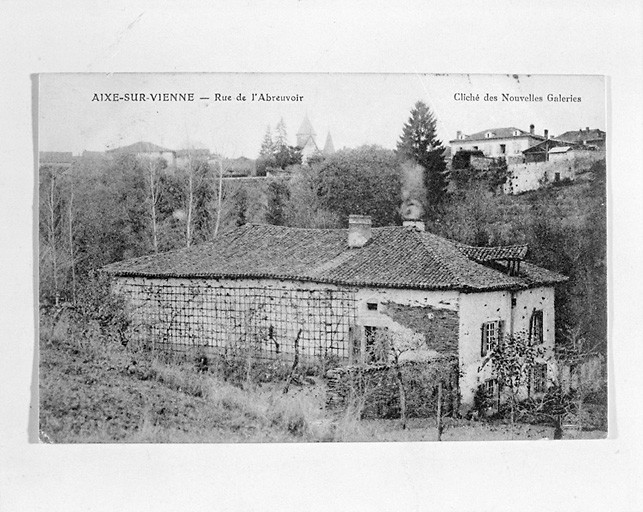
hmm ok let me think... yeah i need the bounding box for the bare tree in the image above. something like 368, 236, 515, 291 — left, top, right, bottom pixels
144, 158, 163, 253
66, 170, 77, 303
41, 166, 64, 306
213, 158, 225, 238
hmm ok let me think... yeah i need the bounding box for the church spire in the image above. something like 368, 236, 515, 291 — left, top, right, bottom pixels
323, 131, 335, 155
296, 114, 316, 148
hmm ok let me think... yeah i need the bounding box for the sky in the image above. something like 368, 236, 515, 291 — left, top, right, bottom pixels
39, 73, 606, 158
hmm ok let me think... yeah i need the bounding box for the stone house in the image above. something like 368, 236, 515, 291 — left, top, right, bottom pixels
505, 148, 605, 194
103, 215, 567, 406
39, 151, 75, 169
556, 127, 606, 150
106, 141, 176, 167
450, 125, 546, 163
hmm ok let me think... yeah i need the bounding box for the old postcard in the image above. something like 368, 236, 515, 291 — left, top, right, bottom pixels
38, 73, 607, 443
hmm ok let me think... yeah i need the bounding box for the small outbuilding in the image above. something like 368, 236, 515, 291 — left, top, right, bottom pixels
103, 215, 567, 406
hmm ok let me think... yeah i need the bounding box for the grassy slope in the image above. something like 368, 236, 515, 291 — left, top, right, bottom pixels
40, 332, 605, 443
40, 333, 326, 443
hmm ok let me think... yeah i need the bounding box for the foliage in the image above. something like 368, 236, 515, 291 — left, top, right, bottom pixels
231, 185, 248, 227
396, 101, 449, 216
256, 118, 302, 173
274, 145, 303, 170
316, 145, 402, 227
265, 179, 290, 226
450, 157, 510, 193
69, 272, 131, 344
481, 331, 545, 426
432, 183, 499, 246
451, 150, 485, 170
282, 165, 341, 228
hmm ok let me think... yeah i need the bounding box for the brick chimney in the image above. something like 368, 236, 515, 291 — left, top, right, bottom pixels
456, 130, 462, 139
544, 129, 549, 140
348, 215, 372, 248
530, 124, 535, 135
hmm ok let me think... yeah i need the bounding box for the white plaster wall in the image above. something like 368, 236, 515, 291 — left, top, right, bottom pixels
457, 286, 556, 406
451, 137, 535, 159
458, 289, 512, 405
505, 151, 605, 194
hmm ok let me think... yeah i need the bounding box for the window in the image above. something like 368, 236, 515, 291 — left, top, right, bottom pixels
499, 144, 506, 154
364, 326, 389, 363
481, 320, 503, 357
483, 378, 498, 397
485, 132, 493, 138
531, 363, 548, 394
554, 172, 560, 182
529, 310, 544, 345
366, 302, 378, 311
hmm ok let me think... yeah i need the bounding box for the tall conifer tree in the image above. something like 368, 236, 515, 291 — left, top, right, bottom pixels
259, 125, 275, 158
275, 118, 288, 149
397, 101, 448, 216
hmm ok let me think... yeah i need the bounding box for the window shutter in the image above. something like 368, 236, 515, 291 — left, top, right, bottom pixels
498, 320, 505, 343
481, 324, 486, 357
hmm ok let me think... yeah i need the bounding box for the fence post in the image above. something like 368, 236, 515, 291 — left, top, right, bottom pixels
437, 381, 443, 441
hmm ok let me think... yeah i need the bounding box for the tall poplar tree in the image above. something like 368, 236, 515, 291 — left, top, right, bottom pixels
397, 101, 448, 216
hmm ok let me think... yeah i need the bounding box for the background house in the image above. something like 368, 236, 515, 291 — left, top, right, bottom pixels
450, 125, 546, 164
39, 151, 75, 169
104, 215, 567, 407
175, 141, 211, 169
556, 127, 606, 149
106, 141, 176, 167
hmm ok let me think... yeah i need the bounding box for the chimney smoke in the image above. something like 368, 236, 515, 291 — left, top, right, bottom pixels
400, 161, 426, 222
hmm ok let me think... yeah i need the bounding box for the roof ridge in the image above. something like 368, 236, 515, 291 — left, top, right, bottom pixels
413, 231, 466, 288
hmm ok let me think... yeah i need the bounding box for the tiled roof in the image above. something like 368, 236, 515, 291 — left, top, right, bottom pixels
451, 127, 545, 143
556, 129, 605, 143
548, 146, 574, 154
455, 243, 528, 262
103, 224, 567, 292
522, 139, 572, 154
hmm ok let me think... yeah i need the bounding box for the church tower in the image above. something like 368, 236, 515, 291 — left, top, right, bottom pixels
296, 114, 320, 164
